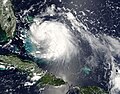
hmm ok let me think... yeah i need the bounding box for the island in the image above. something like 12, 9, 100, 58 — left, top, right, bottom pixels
66, 86, 108, 94
0, 54, 66, 86
0, 0, 16, 43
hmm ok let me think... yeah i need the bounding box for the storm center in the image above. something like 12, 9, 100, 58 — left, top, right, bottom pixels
30, 21, 76, 60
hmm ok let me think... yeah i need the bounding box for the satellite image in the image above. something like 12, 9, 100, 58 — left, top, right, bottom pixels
0, 0, 120, 94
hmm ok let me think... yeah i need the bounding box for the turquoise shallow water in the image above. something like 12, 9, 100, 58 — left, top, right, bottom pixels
24, 38, 35, 53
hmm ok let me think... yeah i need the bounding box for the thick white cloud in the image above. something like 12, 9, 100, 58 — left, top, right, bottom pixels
30, 21, 77, 60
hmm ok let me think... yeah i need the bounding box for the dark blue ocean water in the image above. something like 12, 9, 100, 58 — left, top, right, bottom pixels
0, 69, 41, 94
11, 0, 120, 37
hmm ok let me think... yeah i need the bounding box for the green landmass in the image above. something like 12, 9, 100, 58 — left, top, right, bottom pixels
0, 26, 8, 43
0, 55, 42, 76
38, 73, 66, 86
0, 0, 16, 43
78, 86, 108, 94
